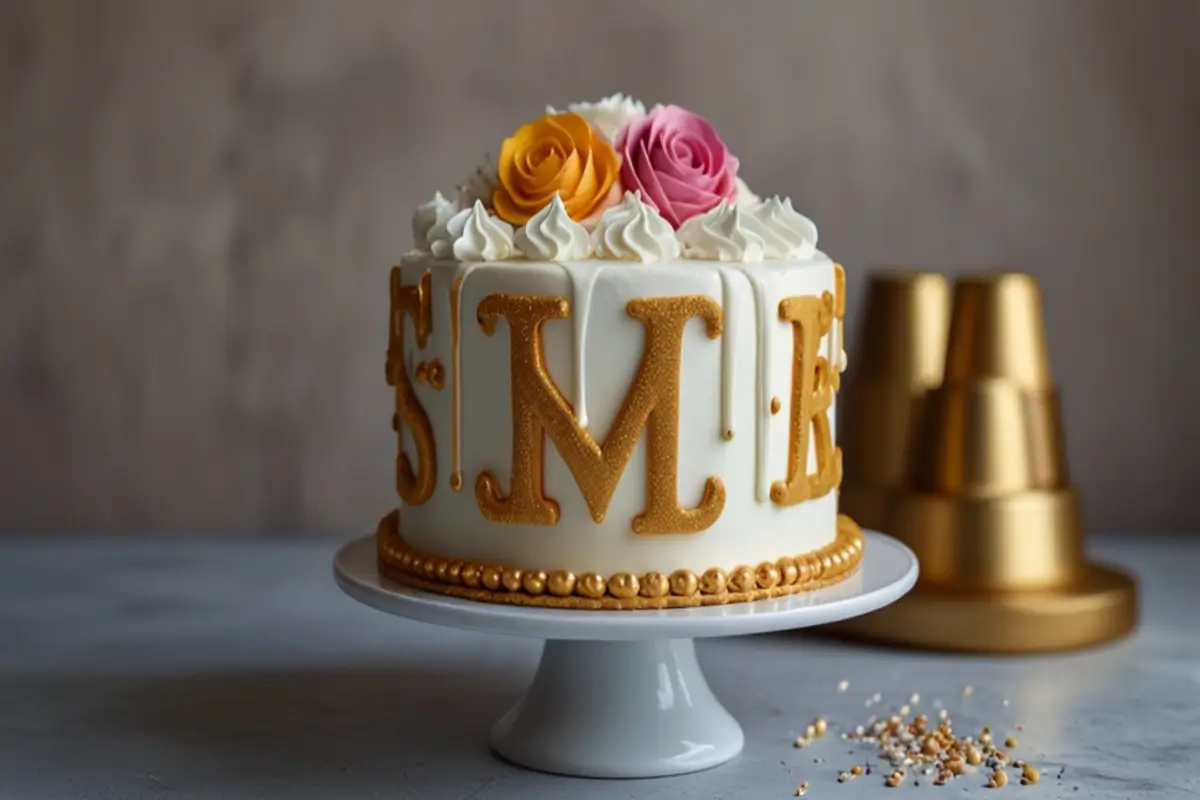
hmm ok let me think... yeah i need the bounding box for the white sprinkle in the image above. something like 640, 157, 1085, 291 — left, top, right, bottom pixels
873, 693, 883, 703
909, 693, 921, 704
962, 685, 974, 698
838, 680, 850, 692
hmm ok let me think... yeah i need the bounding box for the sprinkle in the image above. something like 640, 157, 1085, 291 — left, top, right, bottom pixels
1005, 736, 1018, 748
987, 767, 1008, 788
962, 685, 974, 698
851, 765, 864, 776
813, 717, 828, 737
805, 725, 816, 739
838, 680, 850, 692
795, 781, 808, 796
909, 693, 921, 705
1021, 764, 1040, 785
838, 771, 851, 783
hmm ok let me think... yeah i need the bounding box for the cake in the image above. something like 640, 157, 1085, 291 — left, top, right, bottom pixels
377, 95, 863, 608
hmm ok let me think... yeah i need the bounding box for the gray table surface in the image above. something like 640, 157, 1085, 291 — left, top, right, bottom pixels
1, 535, 1197, 800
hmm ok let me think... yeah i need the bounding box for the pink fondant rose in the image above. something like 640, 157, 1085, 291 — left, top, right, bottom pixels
615, 105, 740, 229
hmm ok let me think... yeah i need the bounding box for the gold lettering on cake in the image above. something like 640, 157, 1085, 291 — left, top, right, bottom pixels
475, 293, 727, 534
387, 268, 437, 505
770, 294, 842, 506
449, 272, 466, 492
832, 263, 846, 390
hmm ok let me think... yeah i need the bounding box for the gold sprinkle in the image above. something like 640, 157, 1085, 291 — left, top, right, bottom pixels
899, 704, 911, 716
795, 781, 808, 796
813, 717, 828, 737
804, 724, 816, 739
770, 396, 782, 414
1021, 764, 1040, 785
851, 765, 864, 776
966, 746, 983, 766
1005, 736, 1018, 748
987, 767, 1008, 788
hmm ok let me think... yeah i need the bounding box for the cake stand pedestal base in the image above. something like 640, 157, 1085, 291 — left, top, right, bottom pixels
334, 531, 917, 779
491, 638, 740, 777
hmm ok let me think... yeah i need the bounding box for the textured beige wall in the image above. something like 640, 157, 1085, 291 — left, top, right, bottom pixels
1, 0, 1198, 534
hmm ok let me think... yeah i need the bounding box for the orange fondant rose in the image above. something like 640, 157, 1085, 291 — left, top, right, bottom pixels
493, 112, 622, 226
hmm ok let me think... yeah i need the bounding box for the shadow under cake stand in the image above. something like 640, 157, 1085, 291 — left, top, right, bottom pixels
333, 531, 917, 779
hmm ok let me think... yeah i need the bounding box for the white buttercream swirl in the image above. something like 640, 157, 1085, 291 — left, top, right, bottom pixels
429, 200, 514, 261
591, 191, 682, 262
515, 193, 592, 260
547, 93, 647, 141
411, 191, 457, 253
748, 196, 818, 259
677, 201, 765, 262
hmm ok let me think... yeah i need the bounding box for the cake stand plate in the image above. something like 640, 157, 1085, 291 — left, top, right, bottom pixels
333, 531, 917, 779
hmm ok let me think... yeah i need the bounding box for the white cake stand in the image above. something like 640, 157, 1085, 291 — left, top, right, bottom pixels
333, 531, 917, 779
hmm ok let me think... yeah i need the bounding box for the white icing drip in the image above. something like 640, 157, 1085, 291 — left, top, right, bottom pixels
717, 267, 739, 441
412, 191, 456, 253
440, 200, 514, 262
677, 201, 766, 263
748, 196, 818, 260
515, 194, 593, 260
728, 262, 772, 502
557, 262, 605, 429
591, 191, 681, 262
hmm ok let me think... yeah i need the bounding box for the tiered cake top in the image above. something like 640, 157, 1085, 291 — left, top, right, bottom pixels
409, 94, 819, 264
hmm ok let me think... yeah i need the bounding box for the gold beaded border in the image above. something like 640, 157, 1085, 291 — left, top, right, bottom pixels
375, 511, 864, 610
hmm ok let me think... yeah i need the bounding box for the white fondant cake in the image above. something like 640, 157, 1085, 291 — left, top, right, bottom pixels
378, 95, 861, 608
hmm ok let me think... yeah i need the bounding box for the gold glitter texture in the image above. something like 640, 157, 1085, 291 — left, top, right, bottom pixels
387, 268, 437, 505
771, 294, 842, 506
474, 293, 726, 535
376, 510, 865, 609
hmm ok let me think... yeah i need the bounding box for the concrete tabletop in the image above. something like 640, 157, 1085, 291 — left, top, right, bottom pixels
1, 534, 1197, 799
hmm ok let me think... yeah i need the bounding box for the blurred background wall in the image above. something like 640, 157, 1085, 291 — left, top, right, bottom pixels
1, 0, 1197, 534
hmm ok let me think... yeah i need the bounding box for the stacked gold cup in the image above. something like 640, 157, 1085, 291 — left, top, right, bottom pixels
836, 271, 1138, 652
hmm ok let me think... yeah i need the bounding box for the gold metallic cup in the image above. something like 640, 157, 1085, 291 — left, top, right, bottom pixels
835, 272, 1138, 652
840, 271, 951, 531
